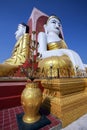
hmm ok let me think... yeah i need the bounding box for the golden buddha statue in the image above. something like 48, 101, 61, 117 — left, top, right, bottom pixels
38, 16, 86, 77
0, 23, 30, 76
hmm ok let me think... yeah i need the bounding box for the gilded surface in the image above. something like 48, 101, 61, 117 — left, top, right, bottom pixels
21, 82, 42, 123
4, 34, 30, 65
41, 78, 87, 127
0, 34, 30, 76
0, 65, 18, 77
47, 40, 68, 50
38, 55, 75, 78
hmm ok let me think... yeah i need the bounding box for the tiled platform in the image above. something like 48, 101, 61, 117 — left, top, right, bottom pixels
1, 105, 87, 130
0, 106, 62, 130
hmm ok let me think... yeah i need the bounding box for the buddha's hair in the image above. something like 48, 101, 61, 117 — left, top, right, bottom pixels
21, 22, 29, 33
46, 15, 61, 24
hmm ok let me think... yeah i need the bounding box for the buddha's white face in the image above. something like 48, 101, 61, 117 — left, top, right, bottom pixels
46, 17, 61, 34
15, 24, 26, 40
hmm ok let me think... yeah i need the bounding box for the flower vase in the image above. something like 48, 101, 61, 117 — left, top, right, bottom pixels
21, 82, 42, 123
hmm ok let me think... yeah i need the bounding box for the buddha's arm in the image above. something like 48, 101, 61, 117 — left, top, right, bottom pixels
38, 32, 47, 56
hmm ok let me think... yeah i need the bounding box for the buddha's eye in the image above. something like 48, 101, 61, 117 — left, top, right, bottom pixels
52, 21, 56, 23
51, 20, 56, 24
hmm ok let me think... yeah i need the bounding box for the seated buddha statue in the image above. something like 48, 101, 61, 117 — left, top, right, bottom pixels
38, 15, 86, 77
4, 23, 30, 65
0, 23, 30, 76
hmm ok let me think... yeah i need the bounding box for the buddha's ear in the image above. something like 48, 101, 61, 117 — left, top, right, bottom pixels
44, 24, 48, 34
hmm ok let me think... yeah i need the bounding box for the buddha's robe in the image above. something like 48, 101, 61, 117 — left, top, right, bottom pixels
0, 33, 30, 76
4, 33, 30, 65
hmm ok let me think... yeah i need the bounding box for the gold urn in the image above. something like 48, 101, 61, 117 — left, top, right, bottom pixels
21, 82, 42, 123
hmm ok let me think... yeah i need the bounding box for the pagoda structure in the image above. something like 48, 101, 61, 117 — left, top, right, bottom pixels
28, 8, 87, 128
0, 7, 87, 128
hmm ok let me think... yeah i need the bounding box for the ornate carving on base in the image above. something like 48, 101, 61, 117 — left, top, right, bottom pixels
41, 78, 87, 127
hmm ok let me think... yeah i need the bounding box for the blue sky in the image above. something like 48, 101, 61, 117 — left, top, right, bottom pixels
0, 0, 87, 64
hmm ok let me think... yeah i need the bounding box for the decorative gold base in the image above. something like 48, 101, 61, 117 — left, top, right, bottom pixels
41, 78, 87, 127
0, 64, 18, 76
23, 114, 41, 124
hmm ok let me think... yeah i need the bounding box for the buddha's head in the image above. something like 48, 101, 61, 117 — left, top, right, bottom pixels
44, 15, 64, 39
15, 23, 29, 40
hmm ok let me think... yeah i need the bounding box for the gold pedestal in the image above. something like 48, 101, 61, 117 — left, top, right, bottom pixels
41, 78, 87, 127
0, 64, 18, 76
